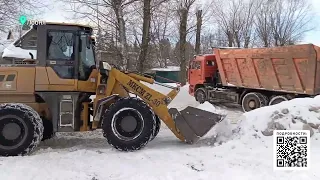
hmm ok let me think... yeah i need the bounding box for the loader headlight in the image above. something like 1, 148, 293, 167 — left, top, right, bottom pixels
97, 85, 106, 95
102, 62, 112, 71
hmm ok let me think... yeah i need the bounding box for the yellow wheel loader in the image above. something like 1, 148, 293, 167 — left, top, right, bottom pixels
0, 22, 224, 156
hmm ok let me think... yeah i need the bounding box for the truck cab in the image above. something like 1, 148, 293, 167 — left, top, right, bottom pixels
188, 54, 218, 96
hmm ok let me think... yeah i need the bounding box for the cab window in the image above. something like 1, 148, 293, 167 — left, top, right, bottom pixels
47, 31, 74, 60
207, 60, 214, 66
79, 32, 96, 81
46, 30, 75, 79
191, 61, 201, 69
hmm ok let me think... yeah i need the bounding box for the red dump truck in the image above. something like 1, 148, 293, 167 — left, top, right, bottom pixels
188, 44, 320, 112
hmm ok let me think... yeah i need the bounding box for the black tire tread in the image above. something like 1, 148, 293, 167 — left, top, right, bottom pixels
0, 103, 43, 156
150, 115, 161, 141
269, 95, 289, 105
102, 97, 156, 151
241, 92, 264, 112
254, 92, 268, 107
195, 88, 206, 104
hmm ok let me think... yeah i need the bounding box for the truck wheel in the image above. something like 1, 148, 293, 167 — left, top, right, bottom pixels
102, 97, 156, 151
150, 115, 161, 141
255, 93, 269, 106
269, 95, 288, 105
0, 103, 44, 156
41, 117, 55, 141
241, 92, 265, 112
195, 88, 206, 104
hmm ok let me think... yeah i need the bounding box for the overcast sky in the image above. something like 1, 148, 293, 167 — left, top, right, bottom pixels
39, 0, 320, 46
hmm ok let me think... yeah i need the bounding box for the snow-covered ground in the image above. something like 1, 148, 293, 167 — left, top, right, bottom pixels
1, 83, 320, 180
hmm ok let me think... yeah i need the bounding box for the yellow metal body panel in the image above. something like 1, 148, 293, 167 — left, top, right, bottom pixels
34, 67, 98, 92
0, 67, 35, 94
77, 69, 98, 93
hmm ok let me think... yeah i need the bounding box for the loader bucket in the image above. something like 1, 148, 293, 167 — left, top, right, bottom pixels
168, 106, 225, 144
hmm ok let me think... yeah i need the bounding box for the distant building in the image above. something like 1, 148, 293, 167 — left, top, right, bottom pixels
145, 66, 181, 83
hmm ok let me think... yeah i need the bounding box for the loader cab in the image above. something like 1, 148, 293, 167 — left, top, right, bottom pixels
12, 23, 97, 83
38, 23, 96, 80
188, 54, 217, 95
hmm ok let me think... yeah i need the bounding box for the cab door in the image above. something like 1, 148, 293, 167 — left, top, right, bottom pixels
77, 32, 97, 93
36, 24, 79, 91
189, 60, 202, 85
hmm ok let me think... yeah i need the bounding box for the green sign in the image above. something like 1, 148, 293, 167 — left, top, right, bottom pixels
19, 15, 27, 25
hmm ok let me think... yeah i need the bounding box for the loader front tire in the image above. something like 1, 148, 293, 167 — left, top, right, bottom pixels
0, 103, 44, 156
102, 97, 156, 151
150, 115, 161, 141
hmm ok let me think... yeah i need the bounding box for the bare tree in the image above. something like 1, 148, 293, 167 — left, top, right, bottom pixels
255, 0, 273, 47
176, 0, 196, 85
135, 0, 169, 72
0, 0, 48, 34
255, 0, 314, 47
137, 0, 152, 73
195, 9, 202, 54
147, 1, 175, 68
63, 0, 139, 69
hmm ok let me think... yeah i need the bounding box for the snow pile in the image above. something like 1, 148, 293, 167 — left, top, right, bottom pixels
188, 94, 320, 145
151, 66, 180, 71
229, 96, 320, 142
2, 43, 37, 59
141, 82, 200, 111
195, 102, 240, 144
0, 39, 14, 53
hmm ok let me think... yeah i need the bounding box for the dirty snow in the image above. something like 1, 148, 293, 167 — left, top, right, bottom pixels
1, 83, 320, 180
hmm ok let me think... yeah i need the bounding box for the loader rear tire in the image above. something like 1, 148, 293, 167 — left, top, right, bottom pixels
102, 97, 156, 151
0, 103, 44, 156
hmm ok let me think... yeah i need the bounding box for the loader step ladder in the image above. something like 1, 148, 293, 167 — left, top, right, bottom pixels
59, 95, 75, 128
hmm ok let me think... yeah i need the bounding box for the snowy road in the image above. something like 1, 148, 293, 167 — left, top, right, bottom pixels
2, 127, 320, 180
2, 84, 320, 180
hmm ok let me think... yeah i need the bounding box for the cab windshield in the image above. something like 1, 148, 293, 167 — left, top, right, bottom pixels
79, 32, 96, 80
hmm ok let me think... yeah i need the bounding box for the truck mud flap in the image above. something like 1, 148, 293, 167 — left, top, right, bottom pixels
168, 106, 225, 144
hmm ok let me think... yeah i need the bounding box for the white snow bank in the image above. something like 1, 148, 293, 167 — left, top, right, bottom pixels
2, 43, 37, 59
151, 66, 180, 71
0, 39, 14, 53
141, 82, 199, 111
239, 96, 320, 135
203, 95, 320, 146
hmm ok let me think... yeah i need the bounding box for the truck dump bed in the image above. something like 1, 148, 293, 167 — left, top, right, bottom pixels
214, 44, 320, 95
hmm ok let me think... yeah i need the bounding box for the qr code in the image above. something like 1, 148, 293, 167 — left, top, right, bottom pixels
273, 130, 310, 170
